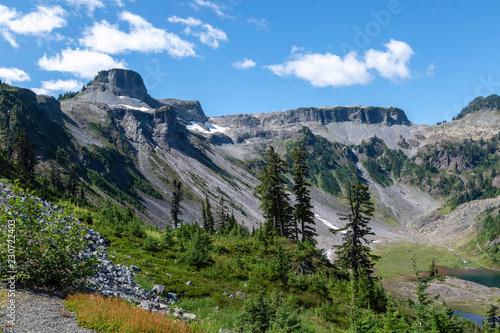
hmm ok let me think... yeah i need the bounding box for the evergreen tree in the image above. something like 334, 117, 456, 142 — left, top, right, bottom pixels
429, 258, 438, 278
487, 304, 499, 329
291, 141, 316, 243
203, 196, 215, 233
171, 179, 183, 228
47, 160, 64, 193
185, 229, 212, 269
331, 181, 379, 278
256, 146, 293, 238
66, 164, 79, 197
14, 127, 37, 180
216, 196, 227, 233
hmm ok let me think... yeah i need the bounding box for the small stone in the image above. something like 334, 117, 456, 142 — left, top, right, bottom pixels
130, 265, 142, 272
183, 313, 198, 321
215, 306, 220, 311
151, 284, 165, 295
185, 281, 194, 286
228, 294, 235, 299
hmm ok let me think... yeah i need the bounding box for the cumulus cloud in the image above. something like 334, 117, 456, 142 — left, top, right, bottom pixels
190, 0, 234, 19
32, 79, 83, 95
232, 58, 256, 70
0, 5, 67, 47
247, 18, 269, 32
80, 11, 196, 58
267, 39, 415, 87
38, 48, 127, 78
365, 39, 414, 81
267, 52, 371, 87
0, 67, 30, 83
168, 16, 227, 49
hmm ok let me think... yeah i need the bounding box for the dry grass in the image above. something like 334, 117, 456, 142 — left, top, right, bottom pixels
65, 293, 206, 333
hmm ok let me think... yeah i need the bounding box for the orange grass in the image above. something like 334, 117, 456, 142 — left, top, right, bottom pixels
64, 293, 206, 333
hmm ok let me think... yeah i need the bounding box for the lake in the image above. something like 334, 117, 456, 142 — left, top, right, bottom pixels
454, 310, 484, 326
439, 266, 500, 288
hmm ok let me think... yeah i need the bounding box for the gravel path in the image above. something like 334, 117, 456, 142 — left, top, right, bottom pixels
0, 287, 95, 333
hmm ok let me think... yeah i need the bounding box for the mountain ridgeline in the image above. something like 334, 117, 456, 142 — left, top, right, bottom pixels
1, 68, 500, 262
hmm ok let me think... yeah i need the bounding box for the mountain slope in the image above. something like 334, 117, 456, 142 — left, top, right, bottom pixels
1, 68, 499, 263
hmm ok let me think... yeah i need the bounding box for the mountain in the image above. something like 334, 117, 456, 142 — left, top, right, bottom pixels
1, 68, 499, 263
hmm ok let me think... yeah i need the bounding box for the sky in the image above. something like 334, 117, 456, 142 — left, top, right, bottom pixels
0, 0, 499, 125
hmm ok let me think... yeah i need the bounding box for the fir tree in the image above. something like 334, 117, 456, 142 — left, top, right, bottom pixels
331, 181, 379, 278
171, 179, 183, 228
216, 196, 227, 233
487, 304, 499, 329
186, 229, 212, 269
429, 258, 438, 278
14, 127, 36, 180
291, 141, 316, 243
203, 196, 215, 233
66, 164, 79, 197
256, 146, 293, 238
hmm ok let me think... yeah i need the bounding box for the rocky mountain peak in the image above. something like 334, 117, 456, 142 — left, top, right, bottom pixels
456, 94, 500, 120
85, 68, 149, 101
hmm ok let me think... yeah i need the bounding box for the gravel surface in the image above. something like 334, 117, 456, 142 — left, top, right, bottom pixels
0, 287, 95, 333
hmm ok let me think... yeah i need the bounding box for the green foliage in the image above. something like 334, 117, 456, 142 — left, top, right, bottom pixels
332, 181, 380, 278
185, 229, 213, 269
0, 185, 98, 288
57, 91, 78, 101
256, 146, 293, 239
487, 304, 500, 329
362, 158, 393, 187
143, 235, 160, 252
457, 94, 500, 119
14, 127, 37, 181
171, 179, 183, 228
291, 141, 316, 243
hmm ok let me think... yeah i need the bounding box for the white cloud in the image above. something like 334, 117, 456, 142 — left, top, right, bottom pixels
38, 48, 127, 78
426, 62, 435, 77
267, 52, 371, 88
65, 0, 105, 13
168, 16, 227, 49
267, 40, 415, 87
80, 11, 196, 58
247, 18, 269, 32
8, 6, 66, 35
190, 0, 234, 19
232, 58, 256, 70
32, 79, 83, 95
365, 39, 414, 81
0, 67, 30, 83
0, 5, 66, 47
43, 79, 83, 91
168, 16, 202, 27
31, 87, 51, 95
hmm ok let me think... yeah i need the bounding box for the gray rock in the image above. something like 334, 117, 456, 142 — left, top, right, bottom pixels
219, 329, 236, 333
130, 265, 142, 272
151, 284, 165, 295
185, 281, 194, 286
228, 294, 235, 299
183, 313, 198, 321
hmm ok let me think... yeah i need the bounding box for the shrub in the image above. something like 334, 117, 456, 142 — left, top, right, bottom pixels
0, 185, 98, 288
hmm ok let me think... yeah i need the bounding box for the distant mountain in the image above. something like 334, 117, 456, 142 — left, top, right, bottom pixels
1, 68, 499, 262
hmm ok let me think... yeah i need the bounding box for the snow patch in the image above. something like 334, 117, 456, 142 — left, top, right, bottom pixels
113, 104, 151, 112
315, 214, 346, 234
187, 121, 229, 134
118, 96, 142, 103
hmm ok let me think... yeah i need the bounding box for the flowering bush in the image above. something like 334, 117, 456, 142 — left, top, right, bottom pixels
0, 183, 98, 289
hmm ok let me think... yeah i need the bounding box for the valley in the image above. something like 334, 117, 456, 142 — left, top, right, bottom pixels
1, 68, 500, 331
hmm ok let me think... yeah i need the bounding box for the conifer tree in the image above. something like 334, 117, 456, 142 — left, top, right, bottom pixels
429, 258, 438, 278
487, 304, 499, 329
331, 181, 379, 278
14, 127, 36, 180
171, 179, 183, 228
216, 196, 227, 233
291, 141, 316, 243
256, 146, 293, 238
203, 196, 215, 233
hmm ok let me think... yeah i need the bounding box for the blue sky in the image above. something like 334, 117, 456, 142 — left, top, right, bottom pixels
0, 0, 499, 125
